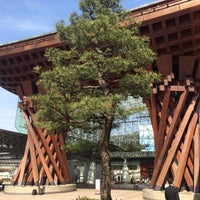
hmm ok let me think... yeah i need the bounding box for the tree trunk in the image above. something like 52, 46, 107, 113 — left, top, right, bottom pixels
100, 116, 114, 200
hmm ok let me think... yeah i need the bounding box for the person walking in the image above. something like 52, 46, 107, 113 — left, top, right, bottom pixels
165, 178, 180, 200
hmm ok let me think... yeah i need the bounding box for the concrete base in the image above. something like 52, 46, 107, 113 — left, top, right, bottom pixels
143, 188, 200, 200
4, 184, 76, 195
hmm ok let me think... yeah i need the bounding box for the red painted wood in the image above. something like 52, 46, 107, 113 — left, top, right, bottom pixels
12, 139, 30, 185
194, 125, 200, 192
21, 109, 55, 185
150, 90, 188, 188
29, 133, 39, 184
36, 127, 65, 183
155, 95, 198, 189
173, 102, 200, 188
157, 89, 171, 157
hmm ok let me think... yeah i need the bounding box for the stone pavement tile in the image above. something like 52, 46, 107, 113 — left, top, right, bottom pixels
0, 189, 143, 200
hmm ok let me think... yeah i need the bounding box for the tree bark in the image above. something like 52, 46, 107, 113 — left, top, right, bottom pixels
100, 116, 114, 200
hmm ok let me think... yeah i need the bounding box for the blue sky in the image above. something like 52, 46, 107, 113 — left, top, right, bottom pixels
0, 0, 155, 132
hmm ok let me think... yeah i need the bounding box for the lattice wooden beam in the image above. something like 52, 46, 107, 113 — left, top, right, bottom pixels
12, 97, 70, 186
147, 55, 200, 192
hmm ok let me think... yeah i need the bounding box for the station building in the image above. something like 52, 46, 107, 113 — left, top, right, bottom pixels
0, 105, 155, 185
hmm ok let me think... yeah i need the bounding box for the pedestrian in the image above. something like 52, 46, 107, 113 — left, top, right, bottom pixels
165, 178, 180, 200
38, 175, 45, 195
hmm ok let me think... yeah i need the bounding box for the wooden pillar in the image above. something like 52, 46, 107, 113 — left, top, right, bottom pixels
12, 97, 70, 186
148, 55, 200, 192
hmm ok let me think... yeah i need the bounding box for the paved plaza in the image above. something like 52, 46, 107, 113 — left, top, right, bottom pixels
0, 188, 143, 200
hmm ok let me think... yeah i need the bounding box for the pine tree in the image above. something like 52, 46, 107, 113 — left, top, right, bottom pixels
32, 0, 159, 199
